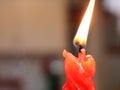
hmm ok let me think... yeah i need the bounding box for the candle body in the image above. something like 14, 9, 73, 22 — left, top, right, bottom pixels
62, 49, 96, 90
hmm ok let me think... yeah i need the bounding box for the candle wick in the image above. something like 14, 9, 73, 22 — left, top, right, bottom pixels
74, 43, 84, 51
75, 44, 84, 54
79, 45, 83, 52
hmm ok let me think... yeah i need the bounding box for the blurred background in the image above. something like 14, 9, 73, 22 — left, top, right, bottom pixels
0, 0, 120, 90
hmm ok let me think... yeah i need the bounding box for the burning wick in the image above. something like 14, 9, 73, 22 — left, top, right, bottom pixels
73, 41, 84, 53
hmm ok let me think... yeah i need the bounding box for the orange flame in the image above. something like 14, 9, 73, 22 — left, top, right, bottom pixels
73, 0, 95, 47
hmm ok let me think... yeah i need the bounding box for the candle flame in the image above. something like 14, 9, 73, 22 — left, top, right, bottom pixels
73, 0, 95, 47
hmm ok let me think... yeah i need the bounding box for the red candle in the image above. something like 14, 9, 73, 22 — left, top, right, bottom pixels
62, 0, 96, 90
62, 49, 96, 90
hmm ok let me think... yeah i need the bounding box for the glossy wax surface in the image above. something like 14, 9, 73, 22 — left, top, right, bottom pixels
62, 49, 96, 90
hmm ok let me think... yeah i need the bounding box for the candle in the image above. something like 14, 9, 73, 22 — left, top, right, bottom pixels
62, 49, 96, 90
62, 0, 96, 90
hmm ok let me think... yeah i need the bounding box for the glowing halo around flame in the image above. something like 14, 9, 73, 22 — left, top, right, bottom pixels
73, 0, 95, 47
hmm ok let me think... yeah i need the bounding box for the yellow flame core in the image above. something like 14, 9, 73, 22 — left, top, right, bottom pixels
73, 0, 95, 46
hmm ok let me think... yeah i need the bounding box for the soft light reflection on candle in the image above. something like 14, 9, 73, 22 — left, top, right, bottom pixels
73, 0, 95, 47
